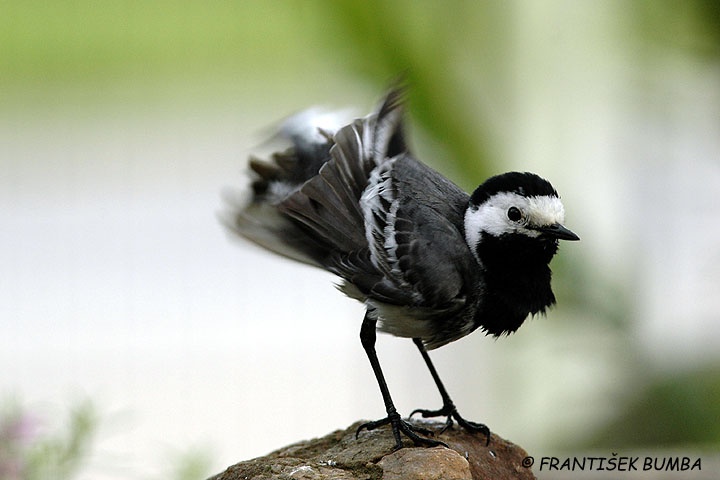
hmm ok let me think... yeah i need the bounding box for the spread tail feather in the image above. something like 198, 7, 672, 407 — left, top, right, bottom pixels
223, 88, 410, 268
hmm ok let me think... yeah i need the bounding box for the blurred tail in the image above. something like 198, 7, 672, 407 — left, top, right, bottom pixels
222, 89, 408, 267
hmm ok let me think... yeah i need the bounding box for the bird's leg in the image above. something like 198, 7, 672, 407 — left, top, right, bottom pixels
355, 313, 446, 450
410, 338, 491, 445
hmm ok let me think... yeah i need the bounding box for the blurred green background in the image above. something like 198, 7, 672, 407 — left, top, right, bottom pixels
2, 1, 720, 479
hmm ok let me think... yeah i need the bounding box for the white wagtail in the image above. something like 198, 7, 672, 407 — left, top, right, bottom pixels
223, 89, 579, 450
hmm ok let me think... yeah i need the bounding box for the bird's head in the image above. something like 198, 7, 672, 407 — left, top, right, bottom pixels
464, 172, 579, 263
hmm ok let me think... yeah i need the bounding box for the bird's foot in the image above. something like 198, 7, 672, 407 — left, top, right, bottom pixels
410, 403, 490, 445
356, 411, 447, 450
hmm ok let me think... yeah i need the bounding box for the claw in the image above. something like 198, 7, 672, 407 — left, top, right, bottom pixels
410, 407, 455, 434
410, 404, 490, 446
356, 412, 448, 450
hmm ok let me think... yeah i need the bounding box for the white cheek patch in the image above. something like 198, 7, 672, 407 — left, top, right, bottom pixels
465, 192, 527, 244
464, 205, 492, 262
464, 203, 509, 244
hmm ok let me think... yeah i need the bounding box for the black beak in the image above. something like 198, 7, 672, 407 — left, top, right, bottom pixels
537, 223, 580, 241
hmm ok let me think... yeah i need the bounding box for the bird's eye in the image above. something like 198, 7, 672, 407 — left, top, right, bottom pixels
507, 207, 522, 222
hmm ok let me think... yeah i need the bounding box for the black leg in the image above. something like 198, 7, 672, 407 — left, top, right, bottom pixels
410, 338, 491, 445
355, 313, 445, 450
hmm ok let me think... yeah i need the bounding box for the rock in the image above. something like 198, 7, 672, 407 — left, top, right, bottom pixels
377, 446, 471, 479
209, 420, 536, 480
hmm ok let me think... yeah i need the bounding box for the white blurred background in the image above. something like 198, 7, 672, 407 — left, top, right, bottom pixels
2, 2, 719, 479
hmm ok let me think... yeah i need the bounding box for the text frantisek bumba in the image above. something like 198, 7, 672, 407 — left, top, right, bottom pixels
533, 454, 702, 472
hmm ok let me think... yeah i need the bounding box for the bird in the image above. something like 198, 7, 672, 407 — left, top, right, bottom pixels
222, 88, 579, 450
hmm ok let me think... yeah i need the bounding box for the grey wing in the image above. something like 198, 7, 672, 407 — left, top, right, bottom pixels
370, 153, 471, 300
356, 154, 479, 347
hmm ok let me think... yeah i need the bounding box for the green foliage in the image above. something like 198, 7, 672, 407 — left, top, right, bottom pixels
0, 400, 96, 480
588, 366, 720, 448
164, 448, 215, 480
0, 1, 285, 80
630, 0, 720, 59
